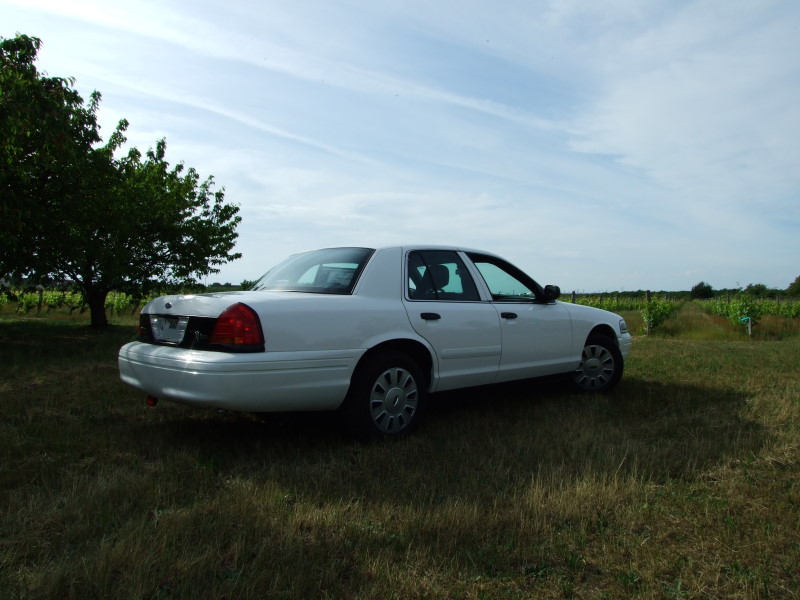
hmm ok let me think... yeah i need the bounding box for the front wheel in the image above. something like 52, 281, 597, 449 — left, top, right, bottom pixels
342, 352, 427, 440
571, 334, 623, 393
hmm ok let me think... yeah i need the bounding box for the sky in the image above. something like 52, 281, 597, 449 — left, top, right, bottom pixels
2, 0, 798, 292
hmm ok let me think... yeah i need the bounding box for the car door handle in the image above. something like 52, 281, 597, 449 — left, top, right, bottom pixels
421, 312, 441, 321
501, 312, 518, 319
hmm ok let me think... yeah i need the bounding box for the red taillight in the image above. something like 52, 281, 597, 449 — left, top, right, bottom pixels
209, 303, 264, 346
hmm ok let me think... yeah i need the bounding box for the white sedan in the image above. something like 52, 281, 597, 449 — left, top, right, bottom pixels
118, 246, 632, 438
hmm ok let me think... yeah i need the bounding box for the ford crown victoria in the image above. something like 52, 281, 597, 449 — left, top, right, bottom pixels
118, 246, 632, 438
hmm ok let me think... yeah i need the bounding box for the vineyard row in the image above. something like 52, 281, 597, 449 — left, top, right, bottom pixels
3, 290, 799, 332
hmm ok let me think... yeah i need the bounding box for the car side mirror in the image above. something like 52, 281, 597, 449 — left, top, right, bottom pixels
543, 284, 561, 301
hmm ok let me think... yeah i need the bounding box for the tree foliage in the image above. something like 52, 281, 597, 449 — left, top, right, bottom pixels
1, 34, 102, 277
787, 276, 800, 298
1, 34, 241, 327
743, 283, 769, 298
690, 281, 714, 300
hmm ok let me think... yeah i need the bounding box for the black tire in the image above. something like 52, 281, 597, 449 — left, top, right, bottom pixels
570, 334, 623, 393
342, 351, 427, 440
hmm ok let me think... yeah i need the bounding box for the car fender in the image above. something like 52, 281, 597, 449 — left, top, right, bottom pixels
560, 301, 626, 356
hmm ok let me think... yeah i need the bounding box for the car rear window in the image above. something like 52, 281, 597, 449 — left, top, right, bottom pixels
251, 247, 374, 294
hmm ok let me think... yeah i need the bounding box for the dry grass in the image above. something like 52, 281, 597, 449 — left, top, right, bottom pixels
1, 308, 799, 599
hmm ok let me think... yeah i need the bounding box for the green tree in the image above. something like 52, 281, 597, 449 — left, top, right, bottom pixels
690, 281, 714, 299
1, 34, 101, 278
743, 283, 769, 298
786, 276, 800, 297
1, 34, 242, 327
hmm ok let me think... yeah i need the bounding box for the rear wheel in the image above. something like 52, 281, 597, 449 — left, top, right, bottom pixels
571, 334, 623, 393
342, 351, 427, 440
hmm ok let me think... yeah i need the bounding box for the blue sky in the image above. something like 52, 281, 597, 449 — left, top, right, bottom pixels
3, 0, 798, 291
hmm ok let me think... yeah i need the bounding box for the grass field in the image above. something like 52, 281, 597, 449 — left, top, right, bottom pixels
1, 304, 799, 599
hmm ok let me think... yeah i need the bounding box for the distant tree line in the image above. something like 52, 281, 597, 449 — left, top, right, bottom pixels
570, 276, 800, 303
691, 278, 800, 300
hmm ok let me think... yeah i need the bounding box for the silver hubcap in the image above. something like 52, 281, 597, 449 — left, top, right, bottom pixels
369, 367, 419, 434
573, 343, 615, 390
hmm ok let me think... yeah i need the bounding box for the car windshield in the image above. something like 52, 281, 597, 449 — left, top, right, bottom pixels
250, 247, 374, 294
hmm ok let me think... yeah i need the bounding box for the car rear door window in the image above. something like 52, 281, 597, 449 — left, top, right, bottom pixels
407, 250, 480, 301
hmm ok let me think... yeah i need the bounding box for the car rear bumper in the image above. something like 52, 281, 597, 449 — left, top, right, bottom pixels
118, 342, 362, 412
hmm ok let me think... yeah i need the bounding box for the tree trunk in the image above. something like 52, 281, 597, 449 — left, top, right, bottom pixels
85, 287, 109, 328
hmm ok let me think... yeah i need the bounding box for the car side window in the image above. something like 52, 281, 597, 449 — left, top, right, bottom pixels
252, 247, 373, 294
407, 250, 480, 301
468, 254, 538, 301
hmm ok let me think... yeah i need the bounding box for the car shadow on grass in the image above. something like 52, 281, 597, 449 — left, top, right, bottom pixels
127, 373, 769, 496
432, 375, 768, 477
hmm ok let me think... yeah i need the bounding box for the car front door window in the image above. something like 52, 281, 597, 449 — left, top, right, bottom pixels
467, 255, 539, 301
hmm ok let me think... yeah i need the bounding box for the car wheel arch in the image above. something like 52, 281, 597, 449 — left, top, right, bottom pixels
585, 324, 618, 347
352, 339, 433, 391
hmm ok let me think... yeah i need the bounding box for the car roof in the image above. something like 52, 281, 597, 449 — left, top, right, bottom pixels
374, 244, 503, 257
